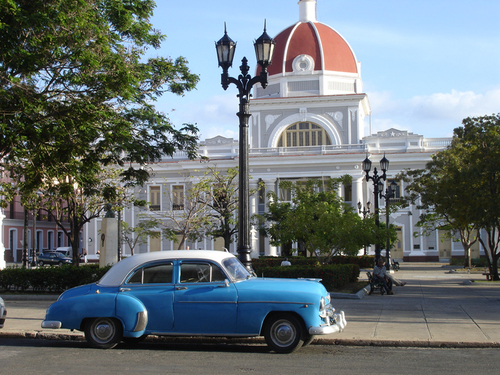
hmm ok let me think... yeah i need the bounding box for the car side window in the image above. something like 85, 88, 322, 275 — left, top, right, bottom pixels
127, 263, 173, 284
180, 263, 227, 283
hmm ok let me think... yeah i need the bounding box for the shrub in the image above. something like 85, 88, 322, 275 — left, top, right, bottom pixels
0, 265, 111, 293
253, 263, 360, 291
254, 255, 374, 269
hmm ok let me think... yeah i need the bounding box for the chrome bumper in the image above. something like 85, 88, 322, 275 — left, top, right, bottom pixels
309, 310, 346, 335
41, 320, 62, 329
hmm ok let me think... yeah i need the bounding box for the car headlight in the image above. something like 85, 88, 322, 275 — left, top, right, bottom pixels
320, 294, 332, 310
319, 296, 326, 310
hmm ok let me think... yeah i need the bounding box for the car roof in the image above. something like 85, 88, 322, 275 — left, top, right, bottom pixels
99, 250, 235, 286
41, 252, 65, 257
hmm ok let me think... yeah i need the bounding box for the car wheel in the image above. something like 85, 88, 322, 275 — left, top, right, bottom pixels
84, 317, 123, 349
58, 261, 63, 266
38, 261, 44, 267
264, 313, 305, 353
302, 334, 315, 347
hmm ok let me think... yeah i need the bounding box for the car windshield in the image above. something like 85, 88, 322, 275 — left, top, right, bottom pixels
222, 257, 252, 282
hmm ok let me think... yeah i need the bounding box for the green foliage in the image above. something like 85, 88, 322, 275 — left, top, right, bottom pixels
0, 265, 111, 293
253, 263, 360, 291
256, 177, 385, 262
0, 0, 200, 204
253, 255, 374, 268
401, 114, 500, 279
121, 218, 162, 255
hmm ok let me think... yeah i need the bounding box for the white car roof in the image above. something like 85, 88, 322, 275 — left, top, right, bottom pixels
99, 250, 235, 286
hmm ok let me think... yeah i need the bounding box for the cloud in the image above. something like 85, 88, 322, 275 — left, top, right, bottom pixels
410, 89, 500, 120
368, 89, 500, 138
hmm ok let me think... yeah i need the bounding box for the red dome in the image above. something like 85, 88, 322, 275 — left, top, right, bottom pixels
267, 21, 358, 76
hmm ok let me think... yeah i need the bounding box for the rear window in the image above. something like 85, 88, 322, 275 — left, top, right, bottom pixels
127, 263, 174, 284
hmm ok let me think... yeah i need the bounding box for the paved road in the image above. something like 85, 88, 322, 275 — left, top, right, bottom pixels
1, 338, 500, 375
1, 263, 499, 348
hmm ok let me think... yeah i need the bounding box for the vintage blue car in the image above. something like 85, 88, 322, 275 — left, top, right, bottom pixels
42, 250, 346, 353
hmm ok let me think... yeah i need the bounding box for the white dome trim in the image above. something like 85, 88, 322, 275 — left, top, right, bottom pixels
292, 54, 315, 73
280, 22, 302, 76
267, 112, 342, 148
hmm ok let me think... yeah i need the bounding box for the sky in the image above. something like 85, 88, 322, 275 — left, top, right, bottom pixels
147, 0, 500, 141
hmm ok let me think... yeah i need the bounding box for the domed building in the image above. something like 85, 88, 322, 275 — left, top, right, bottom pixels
2, 1, 473, 267
251, 0, 369, 152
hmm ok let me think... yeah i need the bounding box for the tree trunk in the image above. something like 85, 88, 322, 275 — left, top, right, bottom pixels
479, 230, 499, 281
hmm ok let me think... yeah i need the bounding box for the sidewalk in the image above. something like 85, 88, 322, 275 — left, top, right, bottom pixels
1, 263, 499, 348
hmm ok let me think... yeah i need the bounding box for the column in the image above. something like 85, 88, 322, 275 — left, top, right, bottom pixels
249, 180, 259, 259
352, 176, 363, 209
0, 212, 6, 269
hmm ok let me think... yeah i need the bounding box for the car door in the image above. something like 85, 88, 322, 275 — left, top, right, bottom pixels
120, 262, 175, 332
173, 261, 238, 334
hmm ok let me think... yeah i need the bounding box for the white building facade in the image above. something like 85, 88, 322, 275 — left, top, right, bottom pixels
2, 1, 481, 265
83, 0, 480, 263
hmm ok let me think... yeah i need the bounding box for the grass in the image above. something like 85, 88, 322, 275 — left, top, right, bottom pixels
331, 281, 369, 294
473, 280, 500, 283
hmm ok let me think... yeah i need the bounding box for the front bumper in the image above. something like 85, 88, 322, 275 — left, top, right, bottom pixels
308, 310, 347, 335
41, 320, 62, 329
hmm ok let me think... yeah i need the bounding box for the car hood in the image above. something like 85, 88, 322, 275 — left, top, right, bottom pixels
234, 277, 328, 304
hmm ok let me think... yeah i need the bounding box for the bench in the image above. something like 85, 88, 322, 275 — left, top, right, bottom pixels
366, 271, 385, 295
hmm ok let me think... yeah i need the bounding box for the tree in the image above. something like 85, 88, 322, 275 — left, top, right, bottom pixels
257, 177, 385, 263
190, 166, 263, 251
456, 115, 500, 279
401, 147, 480, 268
192, 167, 240, 250
0, 0, 200, 206
28, 169, 137, 265
402, 114, 500, 279
121, 219, 162, 256
148, 179, 211, 250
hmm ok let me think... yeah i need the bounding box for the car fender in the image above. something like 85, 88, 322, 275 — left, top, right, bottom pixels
45, 293, 147, 335
115, 293, 148, 337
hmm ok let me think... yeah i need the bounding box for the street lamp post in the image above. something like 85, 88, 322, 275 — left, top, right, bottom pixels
216, 22, 275, 271
357, 201, 371, 255
379, 181, 397, 269
362, 154, 390, 263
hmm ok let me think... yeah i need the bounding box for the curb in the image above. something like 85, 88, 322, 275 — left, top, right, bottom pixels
1, 331, 499, 349
2, 295, 59, 301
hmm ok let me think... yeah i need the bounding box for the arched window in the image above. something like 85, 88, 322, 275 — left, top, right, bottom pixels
277, 122, 331, 147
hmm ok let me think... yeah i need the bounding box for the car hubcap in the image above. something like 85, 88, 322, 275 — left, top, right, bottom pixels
92, 319, 115, 343
272, 320, 295, 346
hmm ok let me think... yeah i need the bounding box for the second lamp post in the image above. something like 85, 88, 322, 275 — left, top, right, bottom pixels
362, 154, 390, 263
379, 180, 398, 269
216, 23, 275, 271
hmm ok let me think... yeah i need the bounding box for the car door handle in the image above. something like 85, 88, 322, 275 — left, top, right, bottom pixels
119, 288, 131, 292
176, 286, 188, 290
